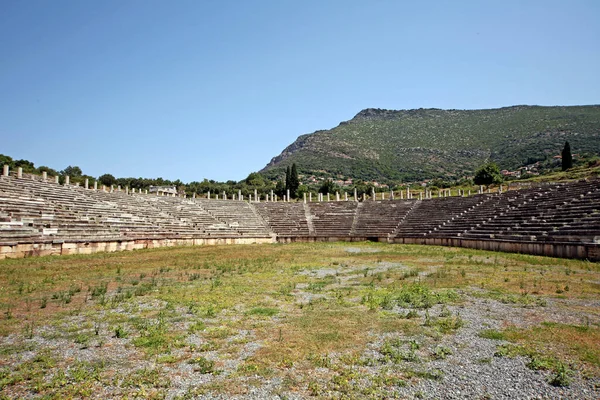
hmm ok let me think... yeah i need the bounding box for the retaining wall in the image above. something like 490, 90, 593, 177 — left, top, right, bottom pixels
2, 234, 598, 262
0, 236, 275, 259
277, 235, 600, 261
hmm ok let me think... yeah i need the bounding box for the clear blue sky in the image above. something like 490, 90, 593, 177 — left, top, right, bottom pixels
1, 0, 599, 182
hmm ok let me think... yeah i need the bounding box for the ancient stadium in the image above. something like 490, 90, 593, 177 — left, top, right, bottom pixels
0, 166, 599, 399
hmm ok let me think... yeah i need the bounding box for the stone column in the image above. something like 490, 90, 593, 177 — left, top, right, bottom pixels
102, 185, 106, 192
84, 178, 89, 189
499, 185, 503, 194
407, 188, 410, 199
2, 165, 8, 176
283, 195, 286, 202
354, 188, 358, 202
223, 191, 226, 200
238, 189, 242, 200
345, 192, 348, 201
390, 190, 394, 200
94, 181, 98, 190
336, 191, 340, 201
303, 192, 307, 203
382, 192, 385, 200
468, 190, 471, 196
275, 194, 278, 202
254, 189, 258, 202
327, 193, 330, 202
266, 194, 269, 201
286, 189, 290, 202
17, 167, 23, 178
371, 187, 376, 201
40, 171, 47, 181
309, 192, 312, 202
270, 190, 274, 202
65, 175, 70, 185
419, 192, 422, 200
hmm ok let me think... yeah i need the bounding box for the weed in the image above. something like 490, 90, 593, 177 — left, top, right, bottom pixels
432, 345, 453, 360
246, 307, 278, 317
548, 362, 572, 387
188, 356, 216, 374
114, 325, 128, 339
479, 329, 506, 340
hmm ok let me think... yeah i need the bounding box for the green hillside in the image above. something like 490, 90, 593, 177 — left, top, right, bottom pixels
261, 105, 600, 182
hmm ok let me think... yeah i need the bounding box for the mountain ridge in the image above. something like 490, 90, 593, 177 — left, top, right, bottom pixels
261, 104, 600, 182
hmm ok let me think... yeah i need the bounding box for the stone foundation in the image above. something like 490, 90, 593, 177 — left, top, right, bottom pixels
0, 236, 275, 259
1, 234, 598, 261
389, 236, 599, 261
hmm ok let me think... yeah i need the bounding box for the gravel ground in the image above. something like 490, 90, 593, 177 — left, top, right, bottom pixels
2, 268, 599, 399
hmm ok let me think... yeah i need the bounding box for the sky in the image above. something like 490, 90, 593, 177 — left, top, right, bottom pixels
1, 0, 599, 182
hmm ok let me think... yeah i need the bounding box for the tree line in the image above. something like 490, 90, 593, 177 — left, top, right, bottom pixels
0, 142, 581, 198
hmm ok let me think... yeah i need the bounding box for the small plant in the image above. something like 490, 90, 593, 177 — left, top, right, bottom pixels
188, 319, 206, 333
114, 325, 128, 338
478, 329, 505, 340
432, 345, 453, 360
188, 356, 215, 374
246, 307, 278, 317
4, 305, 12, 320
23, 322, 35, 339
548, 362, 572, 387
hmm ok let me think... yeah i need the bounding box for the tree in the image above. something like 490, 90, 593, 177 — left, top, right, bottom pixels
245, 172, 265, 187
37, 166, 59, 176
0, 154, 13, 169
61, 165, 82, 177
288, 163, 300, 198
318, 179, 339, 194
14, 159, 36, 173
285, 166, 291, 192
98, 173, 116, 186
275, 179, 286, 198
473, 162, 503, 186
561, 141, 573, 171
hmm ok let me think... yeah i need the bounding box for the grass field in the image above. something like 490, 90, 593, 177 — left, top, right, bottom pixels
0, 242, 599, 399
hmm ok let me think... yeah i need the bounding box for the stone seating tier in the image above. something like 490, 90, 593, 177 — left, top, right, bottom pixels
0, 175, 598, 245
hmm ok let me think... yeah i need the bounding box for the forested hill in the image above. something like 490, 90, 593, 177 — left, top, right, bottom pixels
260, 105, 600, 182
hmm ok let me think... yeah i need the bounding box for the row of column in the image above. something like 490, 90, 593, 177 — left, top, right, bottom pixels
2, 165, 506, 202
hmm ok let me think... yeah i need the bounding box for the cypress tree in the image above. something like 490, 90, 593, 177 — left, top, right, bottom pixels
561, 141, 573, 171
285, 165, 291, 192
289, 163, 300, 198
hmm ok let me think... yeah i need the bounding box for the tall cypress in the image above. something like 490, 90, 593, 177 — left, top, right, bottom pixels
561, 141, 573, 171
285, 166, 291, 192
289, 163, 300, 198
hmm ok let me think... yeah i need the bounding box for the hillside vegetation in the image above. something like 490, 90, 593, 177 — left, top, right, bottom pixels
261, 105, 600, 182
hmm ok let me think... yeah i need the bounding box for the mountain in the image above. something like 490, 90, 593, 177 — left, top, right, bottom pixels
260, 105, 600, 183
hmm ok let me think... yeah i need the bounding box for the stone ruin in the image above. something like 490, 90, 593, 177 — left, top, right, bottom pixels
0, 166, 599, 260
